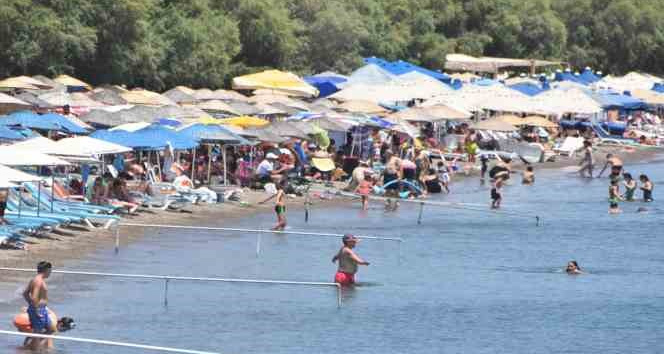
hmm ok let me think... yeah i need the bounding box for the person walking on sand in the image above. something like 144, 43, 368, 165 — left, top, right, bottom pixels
22, 261, 53, 350
609, 179, 623, 214
578, 140, 594, 178
260, 182, 287, 230
332, 234, 369, 286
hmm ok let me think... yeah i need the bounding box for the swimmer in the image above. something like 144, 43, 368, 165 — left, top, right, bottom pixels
13, 307, 75, 348
260, 182, 287, 230
597, 153, 623, 181
609, 179, 623, 214
332, 234, 369, 286
566, 260, 583, 274
22, 261, 53, 350
639, 174, 654, 202
622, 173, 637, 201
490, 177, 504, 209
522, 166, 535, 185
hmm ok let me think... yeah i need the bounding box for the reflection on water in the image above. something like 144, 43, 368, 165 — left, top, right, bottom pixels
1, 161, 664, 353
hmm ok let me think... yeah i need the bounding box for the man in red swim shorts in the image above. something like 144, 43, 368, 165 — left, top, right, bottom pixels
332, 234, 369, 285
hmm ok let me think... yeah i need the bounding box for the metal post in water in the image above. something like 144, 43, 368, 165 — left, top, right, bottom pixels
536, 216, 541, 227
164, 279, 169, 307
304, 192, 310, 223
417, 202, 424, 225
256, 233, 262, 257
336, 284, 342, 309
17, 184, 22, 218
114, 225, 120, 254
37, 182, 41, 217
50, 175, 55, 213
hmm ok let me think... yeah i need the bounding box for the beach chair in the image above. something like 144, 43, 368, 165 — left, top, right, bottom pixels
553, 137, 584, 156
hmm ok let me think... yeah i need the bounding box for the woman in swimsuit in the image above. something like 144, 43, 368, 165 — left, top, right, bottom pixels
622, 173, 637, 201
578, 140, 594, 178
566, 260, 583, 274
639, 174, 654, 202
260, 182, 287, 230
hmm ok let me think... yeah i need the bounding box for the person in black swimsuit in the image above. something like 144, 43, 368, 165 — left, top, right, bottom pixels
0, 189, 8, 225
639, 174, 654, 202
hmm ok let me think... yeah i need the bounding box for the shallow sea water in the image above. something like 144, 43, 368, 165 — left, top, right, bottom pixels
0, 159, 663, 353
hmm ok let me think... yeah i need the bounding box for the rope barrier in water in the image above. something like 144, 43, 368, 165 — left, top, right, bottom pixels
0, 330, 220, 354
0, 267, 343, 308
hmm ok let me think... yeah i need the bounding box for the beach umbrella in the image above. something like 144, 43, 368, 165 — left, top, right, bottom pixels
232, 70, 319, 98
219, 116, 270, 129
196, 100, 241, 115
162, 86, 197, 104
55, 136, 132, 155
120, 89, 175, 106
54, 74, 92, 92
0, 145, 70, 166
0, 94, 32, 114
0, 77, 40, 90
494, 114, 525, 126
337, 100, 389, 115
472, 119, 518, 132
388, 105, 471, 122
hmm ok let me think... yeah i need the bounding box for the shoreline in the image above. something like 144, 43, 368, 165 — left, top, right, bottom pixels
0, 147, 659, 297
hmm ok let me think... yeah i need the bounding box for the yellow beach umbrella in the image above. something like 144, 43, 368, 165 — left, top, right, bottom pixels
232, 70, 318, 97
54, 74, 92, 90
218, 116, 270, 128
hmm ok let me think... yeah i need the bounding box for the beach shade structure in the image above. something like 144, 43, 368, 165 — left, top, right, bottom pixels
80, 105, 211, 128
232, 70, 318, 98
341, 64, 397, 87
11, 136, 99, 163
88, 87, 129, 105
531, 88, 602, 115
14, 92, 55, 109
508, 82, 546, 96
0, 111, 87, 134
0, 145, 70, 166
162, 86, 197, 105
631, 89, 664, 107
196, 100, 241, 116
444, 54, 560, 74
336, 100, 389, 115
10, 76, 54, 90
0, 164, 42, 182
243, 127, 287, 143
91, 125, 199, 150
0, 125, 27, 141
37, 92, 103, 108
120, 89, 175, 106
54, 136, 132, 156
579, 68, 601, 84
155, 118, 182, 128
472, 119, 519, 132
177, 123, 249, 145
223, 101, 261, 116
590, 90, 648, 110
266, 121, 310, 139
450, 72, 480, 83
218, 116, 269, 129
109, 122, 152, 132
252, 103, 288, 116
247, 94, 309, 111
193, 89, 248, 101
521, 116, 557, 128
0, 77, 40, 90
652, 83, 664, 93
364, 58, 450, 82
304, 74, 348, 97
388, 105, 471, 122
0, 93, 32, 114
494, 114, 526, 126
53, 74, 92, 92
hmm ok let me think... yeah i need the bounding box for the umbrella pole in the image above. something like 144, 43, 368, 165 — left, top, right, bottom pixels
37, 182, 41, 217
191, 148, 197, 182
222, 146, 228, 186
18, 184, 22, 218
50, 175, 54, 213
156, 150, 162, 182
207, 145, 213, 186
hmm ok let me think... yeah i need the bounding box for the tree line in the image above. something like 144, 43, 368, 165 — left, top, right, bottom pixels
2, 0, 663, 91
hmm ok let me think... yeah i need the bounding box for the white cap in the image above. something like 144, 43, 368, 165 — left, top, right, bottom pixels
266, 153, 278, 159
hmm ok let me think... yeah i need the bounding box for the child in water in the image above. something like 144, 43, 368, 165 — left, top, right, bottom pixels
639, 174, 654, 202
491, 177, 504, 209
609, 179, 623, 214
356, 172, 374, 211
522, 166, 535, 185
260, 182, 287, 230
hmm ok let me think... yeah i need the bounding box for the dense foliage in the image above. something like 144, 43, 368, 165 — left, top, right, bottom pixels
2, 0, 663, 90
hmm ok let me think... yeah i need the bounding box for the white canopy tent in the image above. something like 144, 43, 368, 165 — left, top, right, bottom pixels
12, 137, 99, 163
0, 146, 71, 166
54, 136, 132, 156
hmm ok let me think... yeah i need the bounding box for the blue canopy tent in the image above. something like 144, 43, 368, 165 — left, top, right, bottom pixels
554, 70, 586, 84
579, 68, 601, 84
652, 83, 664, 93
509, 82, 546, 96
91, 125, 199, 150
364, 57, 451, 83
591, 90, 648, 110
156, 118, 183, 128
303, 76, 347, 97
0, 111, 87, 134
0, 125, 27, 141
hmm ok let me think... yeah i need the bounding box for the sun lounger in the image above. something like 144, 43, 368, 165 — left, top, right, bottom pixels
553, 137, 584, 156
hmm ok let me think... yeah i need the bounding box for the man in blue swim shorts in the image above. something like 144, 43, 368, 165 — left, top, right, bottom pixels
22, 261, 53, 349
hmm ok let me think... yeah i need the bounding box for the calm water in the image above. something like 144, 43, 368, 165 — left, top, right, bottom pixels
1, 159, 663, 353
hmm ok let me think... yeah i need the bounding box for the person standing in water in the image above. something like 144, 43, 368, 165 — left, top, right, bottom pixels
578, 140, 594, 178
597, 153, 624, 181
622, 173, 637, 201
491, 177, 504, 209
22, 261, 53, 350
639, 174, 654, 202
609, 179, 623, 214
356, 172, 374, 211
332, 234, 369, 286
566, 261, 583, 274
260, 182, 287, 230
522, 166, 535, 185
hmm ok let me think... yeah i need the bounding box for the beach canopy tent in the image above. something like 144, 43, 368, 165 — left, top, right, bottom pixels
387, 105, 471, 122
530, 88, 602, 115
444, 54, 560, 74
340, 64, 397, 88
330, 76, 451, 104
508, 82, 546, 96
162, 86, 197, 105
0, 111, 88, 134
53, 74, 91, 92
37, 91, 103, 108
579, 68, 601, 84
232, 70, 319, 98
11, 136, 99, 162
120, 89, 176, 106
177, 123, 250, 145
196, 100, 242, 116
631, 89, 664, 107
494, 114, 526, 126
54, 136, 132, 156
472, 119, 519, 132
218, 116, 269, 129
364, 57, 450, 82
81, 105, 211, 127
593, 72, 663, 93
590, 90, 648, 110
0, 93, 32, 114
304, 74, 348, 97
0, 145, 70, 166
554, 70, 586, 84
193, 88, 248, 101
521, 116, 557, 128
0, 125, 28, 141
91, 125, 199, 150
336, 100, 389, 115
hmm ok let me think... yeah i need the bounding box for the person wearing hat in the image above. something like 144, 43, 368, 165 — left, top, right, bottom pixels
332, 234, 369, 285
256, 153, 278, 184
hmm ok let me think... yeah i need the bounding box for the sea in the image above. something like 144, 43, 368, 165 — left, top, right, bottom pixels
0, 158, 662, 354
